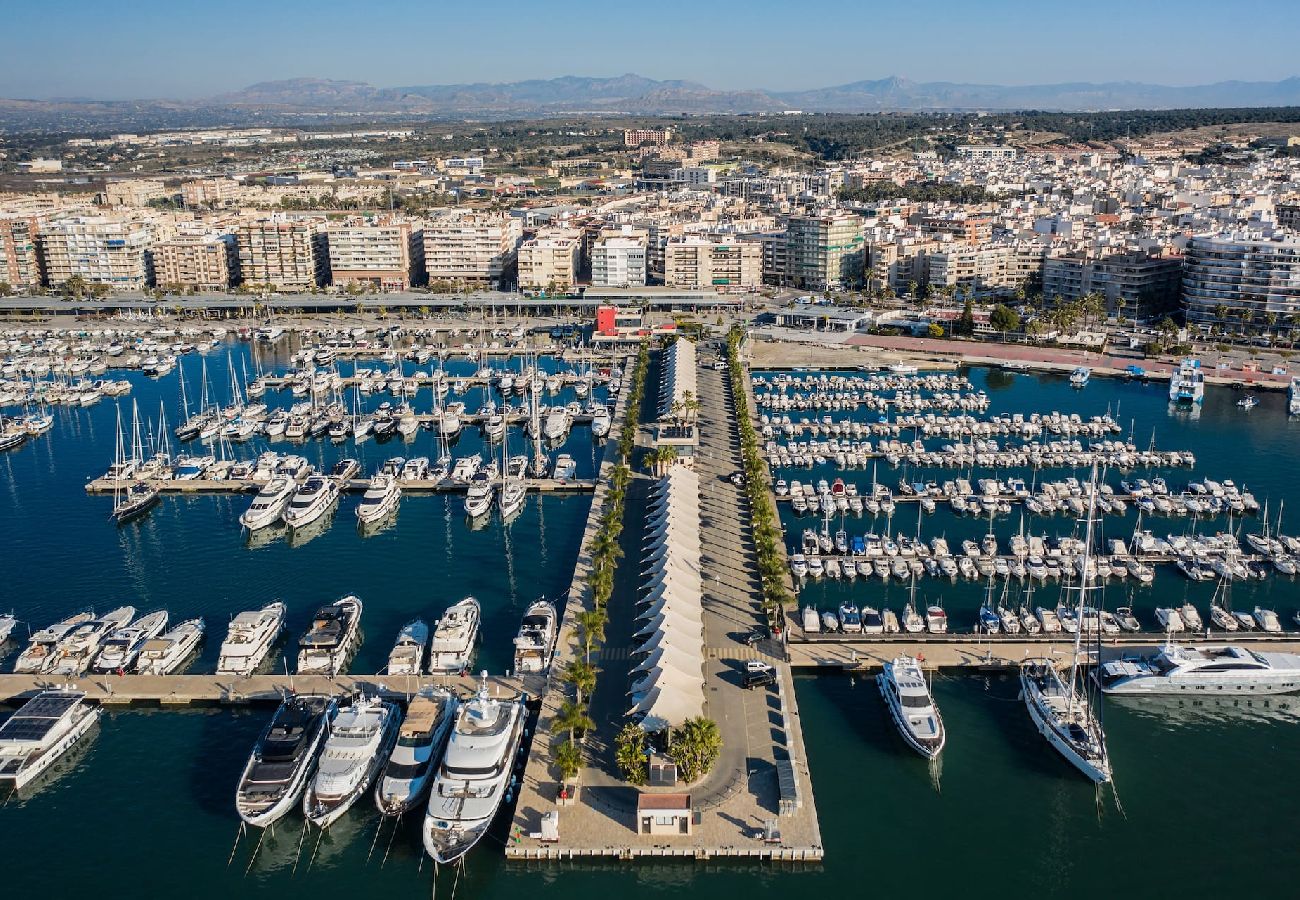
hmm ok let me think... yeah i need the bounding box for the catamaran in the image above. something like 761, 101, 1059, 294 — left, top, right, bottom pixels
1168, 357, 1205, 404
0, 690, 102, 789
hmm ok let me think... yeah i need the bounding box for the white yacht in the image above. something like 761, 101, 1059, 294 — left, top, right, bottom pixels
134, 618, 204, 674
216, 602, 286, 676
0, 612, 15, 645
303, 695, 401, 829
512, 600, 557, 674
282, 475, 340, 529
49, 605, 136, 676
235, 694, 336, 827
356, 472, 402, 525
551, 453, 577, 481
0, 690, 102, 789
1168, 357, 1205, 404
13, 612, 93, 673
429, 597, 481, 674
543, 409, 570, 442
239, 476, 297, 530
423, 676, 527, 864
297, 596, 363, 675
1290, 376, 1300, 416
877, 656, 945, 759
463, 472, 495, 519
590, 406, 612, 439
375, 689, 458, 817
91, 609, 168, 673
386, 619, 429, 676
1097, 643, 1300, 695
1069, 367, 1090, 387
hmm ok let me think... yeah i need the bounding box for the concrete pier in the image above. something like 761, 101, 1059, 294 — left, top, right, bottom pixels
85, 476, 596, 495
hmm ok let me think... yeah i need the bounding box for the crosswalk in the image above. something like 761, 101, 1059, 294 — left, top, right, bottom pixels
597, 645, 777, 662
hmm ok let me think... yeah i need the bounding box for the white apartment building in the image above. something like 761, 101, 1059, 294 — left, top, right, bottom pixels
663, 237, 762, 292
423, 212, 522, 289
151, 233, 237, 291
591, 236, 647, 288
518, 230, 581, 292
40, 217, 154, 290
786, 213, 865, 291
956, 145, 1019, 161
236, 218, 328, 291
103, 179, 169, 207
925, 243, 1044, 296
180, 178, 239, 208
327, 219, 419, 291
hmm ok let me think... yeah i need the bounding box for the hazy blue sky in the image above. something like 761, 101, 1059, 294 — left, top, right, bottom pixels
6, 0, 1298, 99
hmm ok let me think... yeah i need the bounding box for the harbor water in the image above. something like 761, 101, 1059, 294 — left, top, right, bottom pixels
4, 354, 1300, 898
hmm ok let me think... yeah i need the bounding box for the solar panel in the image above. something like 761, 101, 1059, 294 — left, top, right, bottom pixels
0, 716, 60, 742
14, 695, 78, 719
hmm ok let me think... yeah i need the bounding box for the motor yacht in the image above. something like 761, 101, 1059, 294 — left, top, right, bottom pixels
1097, 643, 1300, 695
386, 619, 429, 676
49, 605, 135, 676
1069, 367, 1090, 388
297, 596, 363, 675
239, 476, 297, 530
429, 597, 480, 674
1168, 357, 1205, 404
235, 694, 336, 827
0, 690, 102, 789
134, 618, 204, 674
590, 407, 612, 439
282, 476, 339, 529
423, 676, 527, 864
303, 695, 401, 829
13, 612, 93, 673
925, 605, 948, 634
375, 689, 458, 817
91, 609, 168, 674
512, 600, 557, 674
552, 453, 577, 480
216, 602, 286, 676
801, 606, 820, 633
877, 656, 945, 759
463, 473, 495, 519
356, 472, 402, 525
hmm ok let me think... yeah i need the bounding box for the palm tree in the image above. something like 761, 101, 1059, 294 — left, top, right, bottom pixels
562, 659, 597, 704
552, 740, 583, 782
575, 608, 607, 664
553, 700, 594, 746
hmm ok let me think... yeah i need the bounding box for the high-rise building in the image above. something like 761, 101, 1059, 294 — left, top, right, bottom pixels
663, 237, 762, 292
327, 218, 419, 291
785, 213, 864, 291
1278, 201, 1300, 232
236, 219, 328, 291
591, 236, 647, 288
1182, 233, 1300, 332
151, 233, 237, 291
180, 178, 239, 208
39, 217, 154, 290
925, 244, 1044, 297
517, 230, 581, 292
422, 212, 522, 289
624, 128, 672, 148
1042, 251, 1182, 321
0, 216, 42, 289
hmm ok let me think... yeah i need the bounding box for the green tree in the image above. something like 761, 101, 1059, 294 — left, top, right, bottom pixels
562, 659, 597, 704
64, 274, 88, 299
927, 322, 945, 339
552, 740, 583, 782
0, 282, 12, 297
575, 608, 607, 665
553, 700, 594, 746
614, 722, 649, 786
989, 303, 1021, 334
670, 717, 722, 783
956, 298, 975, 336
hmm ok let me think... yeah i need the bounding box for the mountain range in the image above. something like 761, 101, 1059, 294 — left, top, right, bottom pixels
4, 74, 1300, 131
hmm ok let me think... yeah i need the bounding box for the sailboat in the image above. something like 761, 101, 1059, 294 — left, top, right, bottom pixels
112, 402, 160, 524
1020, 464, 1111, 784
499, 416, 526, 520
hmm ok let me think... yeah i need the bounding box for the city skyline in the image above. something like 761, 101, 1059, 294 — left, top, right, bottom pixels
5, 0, 1300, 100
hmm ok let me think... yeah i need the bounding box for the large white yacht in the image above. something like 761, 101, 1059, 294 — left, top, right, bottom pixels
297, 596, 363, 675
512, 599, 557, 674
423, 677, 527, 863
1168, 357, 1205, 404
1290, 376, 1300, 416
48, 606, 136, 676
428, 597, 481, 674
1097, 643, 1300, 695
877, 655, 946, 759
463, 472, 495, 519
0, 690, 102, 789
216, 602, 286, 676
385, 619, 429, 676
302, 695, 401, 829
91, 609, 168, 674
13, 612, 94, 674
356, 472, 401, 525
239, 476, 297, 530
282, 475, 339, 529
235, 694, 336, 827
134, 618, 204, 674
375, 689, 458, 817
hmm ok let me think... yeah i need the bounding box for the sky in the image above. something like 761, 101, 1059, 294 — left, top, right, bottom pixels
5, 0, 1299, 100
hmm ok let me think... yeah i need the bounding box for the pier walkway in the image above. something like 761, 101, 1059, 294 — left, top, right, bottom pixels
85, 475, 595, 495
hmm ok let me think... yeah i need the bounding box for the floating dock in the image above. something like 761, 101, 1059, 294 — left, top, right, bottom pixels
85, 476, 596, 495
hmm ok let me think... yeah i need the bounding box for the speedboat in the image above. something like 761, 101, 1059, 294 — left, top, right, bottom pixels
283, 476, 339, 529
877, 656, 945, 759
463, 472, 495, 519
91, 609, 168, 673
386, 619, 429, 676
512, 599, 557, 674
0, 690, 102, 789
375, 689, 458, 817
356, 472, 402, 525
1021, 659, 1110, 783
297, 596, 363, 675
429, 597, 480, 674
925, 605, 948, 634
13, 612, 94, 673
551, 453, 577, 481
1069, 367, 1090, 388
49, 606, 136, 676
1097, 643, 1300, 695
134, 618, 204, 674
1254, 606, 1283, 633
216, 602, 286, 676
235, 694, 336, 827
303, 695, 401, 829
423, 676, 527, 864
239, 476, 297, 530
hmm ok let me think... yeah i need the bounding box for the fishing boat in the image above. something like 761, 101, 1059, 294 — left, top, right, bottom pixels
428, 597, 480, 674
423, 675, 527, 864
48, 606, 136, 676
297, 596, 363, 675
877, 656, 945, 759
356, 472, 402, 525
239, 476, 297, 530
216, 602, 286, 676
13, 612, 93, 674
375, 689, 458, 817
386, 619, 429, 676
91, 609, 168, 674
134, 618, 204, 674
235, 694, 336, 827
282, 475, 339, 529
512, 599, 557, 674
302, 695, 401, 829
1097, 642, 1300, 695
0, 690, 102, 789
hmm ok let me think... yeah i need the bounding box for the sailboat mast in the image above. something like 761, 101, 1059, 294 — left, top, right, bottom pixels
1067, 462, 1100, 713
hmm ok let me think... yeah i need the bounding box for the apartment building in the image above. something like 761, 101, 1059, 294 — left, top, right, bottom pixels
1182, 233, 1300, 331
624, 128, 672, 148
785, 212, 864, 291
151, 233, 238, 291
517, 230, 581, 292
236, 218, 328, 291
591, 236, 648, 288
0, 216, 42, 289
1278, 201, 1300, 231
1042, 251, 1182, 321
180, 178, 239, 208
920, 214, 994, 246
925, 243, 1044, 296
327, 218, 420, 291
103, 179, 169, 207
422, 211, 522, 289
40, 217, 154, 290
956, 145, 1018, 161
663, 237, 762, 292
